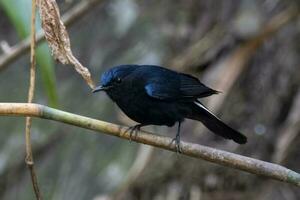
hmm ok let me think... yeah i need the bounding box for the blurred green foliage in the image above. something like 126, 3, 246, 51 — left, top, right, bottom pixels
0, 0, 58, 107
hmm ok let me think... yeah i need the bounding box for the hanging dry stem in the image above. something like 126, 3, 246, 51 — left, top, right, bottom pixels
38, 0, 95, 89
25, 0, 42, 199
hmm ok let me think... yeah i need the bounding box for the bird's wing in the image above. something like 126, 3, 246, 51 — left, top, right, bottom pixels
179, 73, 220, 98
145, 82, 180, 100
145, 73, 219, 101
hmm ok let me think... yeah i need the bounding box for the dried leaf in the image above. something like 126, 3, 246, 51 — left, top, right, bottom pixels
38, 0, 95, 89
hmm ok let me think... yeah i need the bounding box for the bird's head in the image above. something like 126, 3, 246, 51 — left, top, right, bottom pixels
93, 65, 139, 93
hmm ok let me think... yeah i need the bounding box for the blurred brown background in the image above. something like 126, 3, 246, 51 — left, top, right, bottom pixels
0, 0, 299, 199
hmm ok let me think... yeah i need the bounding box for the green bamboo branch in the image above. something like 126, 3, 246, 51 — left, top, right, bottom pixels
0, 103, 299, 187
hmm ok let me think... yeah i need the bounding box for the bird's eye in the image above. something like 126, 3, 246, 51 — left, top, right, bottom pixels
116, 77, 122, 83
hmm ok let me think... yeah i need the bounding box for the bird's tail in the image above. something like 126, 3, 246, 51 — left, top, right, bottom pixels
189, 101, 247, 144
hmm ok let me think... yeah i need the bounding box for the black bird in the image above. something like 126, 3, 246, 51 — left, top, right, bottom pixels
93, 65, 247, 151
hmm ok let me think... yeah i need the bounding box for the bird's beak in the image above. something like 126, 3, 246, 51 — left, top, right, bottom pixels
92, 85, 109, 93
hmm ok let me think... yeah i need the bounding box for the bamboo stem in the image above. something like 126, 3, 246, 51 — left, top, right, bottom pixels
0, 103, 299, 187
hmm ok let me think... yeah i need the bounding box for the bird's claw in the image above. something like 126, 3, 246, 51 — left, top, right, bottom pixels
125, 124, 141, 141
171, 135, 182, 154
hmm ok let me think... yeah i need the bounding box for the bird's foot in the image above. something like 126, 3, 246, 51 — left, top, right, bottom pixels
171, 134, 182, 154
125, 124, 142, 141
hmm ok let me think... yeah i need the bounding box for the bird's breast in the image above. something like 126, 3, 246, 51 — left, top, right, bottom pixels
110, 92, 183, 126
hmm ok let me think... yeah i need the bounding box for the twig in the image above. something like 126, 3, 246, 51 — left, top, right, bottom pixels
25, 1, 42, 199
170, 26, 226, 71
0, 0, 103, 71
169, 6, 299, 74
273, 89, 300, 164
0, 103, 299, 187
0, 133, 64, 197
204, 6, 300, 111
113, 145, 154, 199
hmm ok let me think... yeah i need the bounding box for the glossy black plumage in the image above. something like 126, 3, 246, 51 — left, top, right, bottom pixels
94, 65, 247, 147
